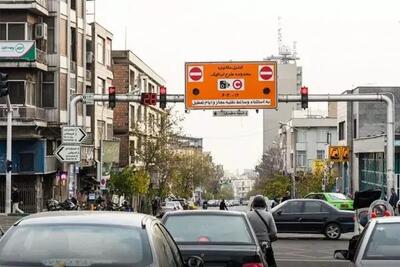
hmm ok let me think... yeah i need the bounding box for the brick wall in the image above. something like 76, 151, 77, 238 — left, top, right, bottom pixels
115, 134, 129, 167
112, 64, 129, 132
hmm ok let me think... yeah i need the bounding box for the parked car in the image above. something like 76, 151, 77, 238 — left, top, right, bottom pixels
0, 211, 203, 267
207, 199, 219, 207
305, 192, 354, 210
271, 199, 354, 239
231, 200, 240, 206
174, 198, 189, 210
334, 216, 400, 266
159, 201, 182, 218
162, 210, 267, 267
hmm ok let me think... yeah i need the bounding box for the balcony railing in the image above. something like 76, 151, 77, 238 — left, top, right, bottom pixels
0, 0, 48, 8
0, 106, 46, 121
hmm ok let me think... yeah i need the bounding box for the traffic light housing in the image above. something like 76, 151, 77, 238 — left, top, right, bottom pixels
159, 86, 167, 109
300, 86, 308, 109
108, 86, 116, 109
140, 93, 157, 106
0, 72, 9, 97
6, 160, 12, 172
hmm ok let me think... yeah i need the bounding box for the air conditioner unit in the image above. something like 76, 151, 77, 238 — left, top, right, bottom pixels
86, 51, 94, 63
35, 23, 48, 40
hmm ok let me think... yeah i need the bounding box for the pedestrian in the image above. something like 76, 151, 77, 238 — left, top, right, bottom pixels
247, 195, 278, 267
11, 185, 24, 214
219, 199, 228, 210
389, 188, 398, 209
151, 198, 158, 216
281, 191, 291, 202
202, 200, 208, 209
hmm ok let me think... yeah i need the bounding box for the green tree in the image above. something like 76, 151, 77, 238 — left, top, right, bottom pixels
109, 167, 151, 202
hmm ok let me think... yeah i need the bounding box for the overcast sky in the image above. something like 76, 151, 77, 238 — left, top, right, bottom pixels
95, 0, 400, 173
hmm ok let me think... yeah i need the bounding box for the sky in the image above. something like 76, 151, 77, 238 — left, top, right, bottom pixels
95, 0, 400, 172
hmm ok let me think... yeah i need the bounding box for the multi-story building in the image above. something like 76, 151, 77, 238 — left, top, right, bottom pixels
279, 107, 338, 174
173, 136, 203, 155
0, 0, 91, 212
232, 174, 255, 200
112, 50, 166, 168
262, 61, 302, 152
337, 87, 400, 195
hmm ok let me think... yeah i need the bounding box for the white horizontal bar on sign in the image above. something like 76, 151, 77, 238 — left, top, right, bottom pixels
192, 99, 272, 107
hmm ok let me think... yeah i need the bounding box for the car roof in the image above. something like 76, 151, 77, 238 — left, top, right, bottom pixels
162, 210, 246, 217
14, 211, 155, 228
374, 216, 400, 224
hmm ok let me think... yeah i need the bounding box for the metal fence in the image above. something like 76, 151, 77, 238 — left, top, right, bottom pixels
0, 177, 37, 213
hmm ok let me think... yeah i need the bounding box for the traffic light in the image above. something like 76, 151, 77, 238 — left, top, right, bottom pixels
108, 86, 116, 109
300, 86, 308, 109
6, 160, 12, 172
328, 146, 340, 162
140, 93, 157, 106
159, 86, 167, 109
341, 146, 350, 161
0, 72, 9, 97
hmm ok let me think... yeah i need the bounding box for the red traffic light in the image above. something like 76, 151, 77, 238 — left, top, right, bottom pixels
109, 86, 116, 94
300, 86, 308, 95
160, 86, 167, 95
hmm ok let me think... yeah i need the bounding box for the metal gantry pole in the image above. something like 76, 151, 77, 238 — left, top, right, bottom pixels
5, 95, 12, 214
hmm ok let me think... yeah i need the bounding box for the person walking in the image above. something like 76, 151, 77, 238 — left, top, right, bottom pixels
247, 195, 277, 267
219, 199, 228, 210
281, 191, 291, 202
11, 185, 24, 214
151, 198, 158, 216
389, 188, 398, 209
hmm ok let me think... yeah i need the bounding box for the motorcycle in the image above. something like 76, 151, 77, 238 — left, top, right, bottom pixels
47, 199, 78, 211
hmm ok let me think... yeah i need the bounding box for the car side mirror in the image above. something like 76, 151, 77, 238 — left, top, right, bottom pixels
277, 210, 282, 216
186, 256, 204, 267
334, 250, 349, 260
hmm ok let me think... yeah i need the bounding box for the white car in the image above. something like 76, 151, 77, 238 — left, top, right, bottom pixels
334, 216, 400, 266
172, 201, 184, 210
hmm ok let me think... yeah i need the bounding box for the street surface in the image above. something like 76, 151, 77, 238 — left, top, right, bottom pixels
209, 205, 352, 267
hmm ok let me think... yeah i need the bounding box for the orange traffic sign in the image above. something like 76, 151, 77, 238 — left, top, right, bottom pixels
185, 61, 277, 110
328, 146, 350, 162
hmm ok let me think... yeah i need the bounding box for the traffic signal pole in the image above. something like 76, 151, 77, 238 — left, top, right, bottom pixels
5, 95, 12, 214
68, 93, 395, 199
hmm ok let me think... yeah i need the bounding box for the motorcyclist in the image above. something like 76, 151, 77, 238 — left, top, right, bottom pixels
247, 195, 278, 267
202, 200, 208, 209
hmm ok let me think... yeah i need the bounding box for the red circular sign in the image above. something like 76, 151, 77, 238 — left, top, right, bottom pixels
233, 80, 243, 90
260, 66, 273, 80
189, 67, 203, 81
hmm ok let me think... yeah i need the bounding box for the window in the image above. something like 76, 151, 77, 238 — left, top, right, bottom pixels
44, 17, 55, 53
363, 223, 400, 260
96, 77, 105, 105
97, 120, 105, 140
129, 140, 135, 163
148, 83, 154, 93
282, 201, 303, 213
25, 81, 37, 106
9, 81, 25, 105
158, 224, 184, 267
317, 150, 325, 160
70, 0, 76, 10
296, 151, 306, 167
317, 130, 327, 143
137, 106, 142, 122
0, 23, 26, 40
353, 119, 357, 139
106, 124, 113, 140
304, 201, 324, 213
106, 38, 111, 67
129, 70, 135, 91
70, 27, 77, 63
97, 36, 105, 64
130, 106, 135, 129
297, 129, 307, 143
339, 121, 345, 140
163, 215, 253, 244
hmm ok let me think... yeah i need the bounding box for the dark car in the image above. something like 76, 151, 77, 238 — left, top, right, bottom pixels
271, 199, 354, 239
162, 210, 267, 267
0, 211, 203, 267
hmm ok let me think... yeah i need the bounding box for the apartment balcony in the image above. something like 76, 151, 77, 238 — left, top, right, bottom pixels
0, 0, 48, 16
0, 106, 47, 125
0, 41, 48, 71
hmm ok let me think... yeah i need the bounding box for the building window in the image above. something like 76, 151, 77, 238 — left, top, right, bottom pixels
129, 70, 135, 91
70, 0, 76, 10
296, 151, 307, 167
45, 17, 55, 53
339, 121, 345, 140
317, 130, 327, 143
0, 23, 26, 40
130, 105, 135, 129
97, 36, 105, 64
137, 106, 142, 122
353, 119, 357, 139
129, 140, 135, 163
97, 120, 105, 140
297, 129, 307, 143
317, 150, 325, 160
107, 124, 113, 140
148, 83, 155, 93
9, 81, 25, 105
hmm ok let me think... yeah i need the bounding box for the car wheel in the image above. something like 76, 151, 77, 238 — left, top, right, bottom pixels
324, 223, 341, 240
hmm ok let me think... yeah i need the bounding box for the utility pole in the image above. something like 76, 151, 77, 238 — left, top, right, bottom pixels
5, 95, 12, 214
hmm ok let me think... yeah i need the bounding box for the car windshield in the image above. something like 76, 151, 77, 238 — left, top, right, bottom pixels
0, 224, 152, 266
164, 214, 254, 244
363, 223, 400, 260
328, 193, 349, 201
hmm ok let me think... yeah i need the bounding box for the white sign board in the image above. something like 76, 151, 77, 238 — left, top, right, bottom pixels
0, 41, 36, 61
213, 110, 249, 117
83, 93, 95, 105
62, 126, 88, 144
55, 145, 81, 163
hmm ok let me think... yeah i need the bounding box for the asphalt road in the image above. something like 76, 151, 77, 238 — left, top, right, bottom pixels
210, 205, 353, 267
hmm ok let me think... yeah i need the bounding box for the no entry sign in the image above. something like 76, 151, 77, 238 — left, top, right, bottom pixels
188, 66, 203, 82
259, 65, 274, 81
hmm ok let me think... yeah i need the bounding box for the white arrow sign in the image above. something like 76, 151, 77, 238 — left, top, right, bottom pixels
62, 126, 88, 144
55, 145, 81, 162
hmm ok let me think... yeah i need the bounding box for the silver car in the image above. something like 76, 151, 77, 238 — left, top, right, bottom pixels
334, 216, 400, 267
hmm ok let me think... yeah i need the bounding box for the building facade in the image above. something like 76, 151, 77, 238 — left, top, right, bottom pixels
279, 109, 338, 174
337, 87, 400, 195
112, 50, 166, 168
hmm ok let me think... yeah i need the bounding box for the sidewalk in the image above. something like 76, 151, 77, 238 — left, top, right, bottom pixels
0, 214, 26, 232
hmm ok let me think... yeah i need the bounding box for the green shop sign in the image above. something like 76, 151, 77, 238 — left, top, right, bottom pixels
0, 41, 36, 61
